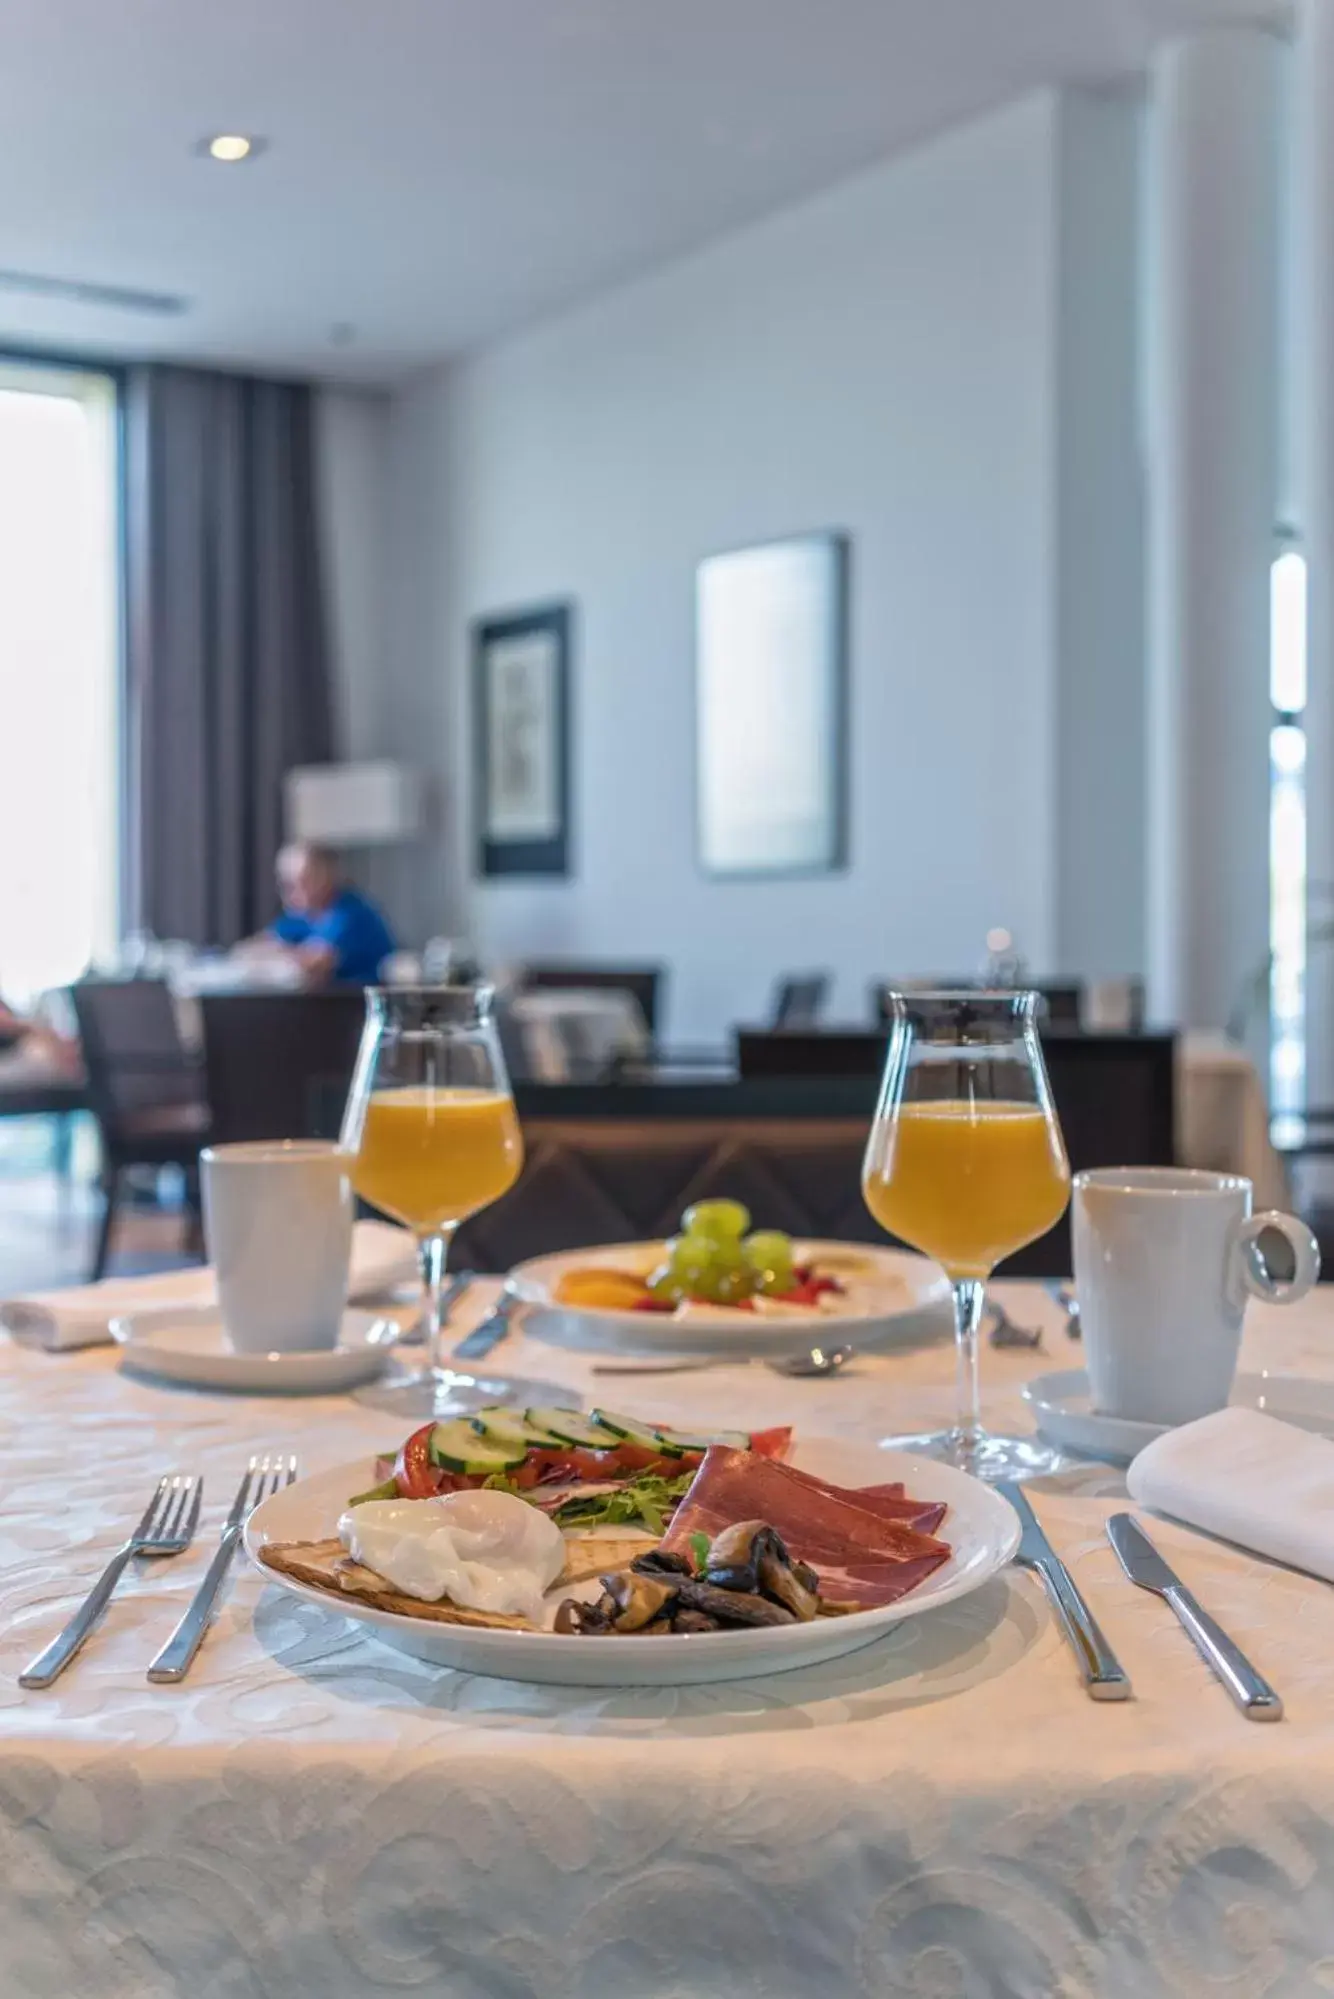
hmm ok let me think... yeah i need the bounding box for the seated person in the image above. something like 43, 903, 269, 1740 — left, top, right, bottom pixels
245, 843, 396, 986
0, 993, 82, 1079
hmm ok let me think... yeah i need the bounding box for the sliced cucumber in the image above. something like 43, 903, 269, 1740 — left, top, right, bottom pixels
428, 1420, 527, 1476
590, 1409, 685, 1457
524, 1406, 618, 1450
653, 1423, 751, 1454
470, 1406, 564, 1450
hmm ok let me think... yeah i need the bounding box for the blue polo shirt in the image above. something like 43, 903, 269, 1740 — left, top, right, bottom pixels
271, 888, 396, 984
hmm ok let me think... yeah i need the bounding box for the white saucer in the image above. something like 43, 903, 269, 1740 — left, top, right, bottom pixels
111, 1306, 400, 1394
1022, 1366, 1334, 1465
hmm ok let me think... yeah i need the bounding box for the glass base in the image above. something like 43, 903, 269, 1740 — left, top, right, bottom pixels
879, 1427, 1075, 1482
354, 1366, 577, 1420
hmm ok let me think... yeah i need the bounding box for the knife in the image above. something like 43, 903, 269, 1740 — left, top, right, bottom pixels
399, 1268, 477, 1346
998, 1481, 1131, 1700
1107, 1513, 1282, 1722
450, 1286, 522, 1362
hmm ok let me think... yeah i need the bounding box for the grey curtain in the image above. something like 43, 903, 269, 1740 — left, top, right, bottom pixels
123, 365, 335, 944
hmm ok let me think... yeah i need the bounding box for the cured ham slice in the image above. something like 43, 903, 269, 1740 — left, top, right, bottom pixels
768, 1463, 947, 1538
662, 1445, 951, 1607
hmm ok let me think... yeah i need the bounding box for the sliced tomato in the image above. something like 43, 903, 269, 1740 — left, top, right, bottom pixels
393, 1422, 442, 1498
606, 1442, 704, 1478
748, 1425, 793, 1461
390, 1430, 713, 1498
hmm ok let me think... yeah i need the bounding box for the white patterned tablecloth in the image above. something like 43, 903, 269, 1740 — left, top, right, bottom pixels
6, 1284, 1334, 1997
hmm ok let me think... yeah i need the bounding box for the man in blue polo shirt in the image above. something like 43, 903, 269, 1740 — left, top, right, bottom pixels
262, 842, 396, 985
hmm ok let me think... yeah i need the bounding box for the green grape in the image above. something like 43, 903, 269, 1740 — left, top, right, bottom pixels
743, 1230, 795, 1298
742, 1230, 795, 1274
646, 1262, 687, 1305
682, 1198, 751, 1241
757, 1265, 799, 1298
713, 1262, 756, 1305
689, 1238, 754, 1305
665, 1234, 716, 1282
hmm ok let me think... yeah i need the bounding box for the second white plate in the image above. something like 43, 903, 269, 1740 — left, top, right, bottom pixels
509, 1239, 951, 1359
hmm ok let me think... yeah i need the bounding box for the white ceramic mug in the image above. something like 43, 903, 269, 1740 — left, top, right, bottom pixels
201, 1141, 354, 1353
1072, 1166, 1321, 1426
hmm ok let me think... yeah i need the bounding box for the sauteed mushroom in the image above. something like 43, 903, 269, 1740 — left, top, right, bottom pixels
633, 1549, 693, 1579
675, 1579, 796, 1627
703, 1521, 820, 1622
604, 1570, 681, 1632
554, 1597, 609, 1635
673, 1608, 723, 1634
554, 1518, 829, 1637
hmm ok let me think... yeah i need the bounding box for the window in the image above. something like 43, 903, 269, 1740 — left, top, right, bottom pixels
1270, 540, 1307, 1143
0, 361, 119, 1005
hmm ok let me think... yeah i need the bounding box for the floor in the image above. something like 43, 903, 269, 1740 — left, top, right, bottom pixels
0, 1166, 197, 1295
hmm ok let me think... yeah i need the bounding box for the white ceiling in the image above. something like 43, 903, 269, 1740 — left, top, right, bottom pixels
0, 0, 1284, 384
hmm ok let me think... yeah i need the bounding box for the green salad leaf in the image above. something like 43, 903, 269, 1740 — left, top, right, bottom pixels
688, 1530, 711, 1574
550, 1468, 697, 1536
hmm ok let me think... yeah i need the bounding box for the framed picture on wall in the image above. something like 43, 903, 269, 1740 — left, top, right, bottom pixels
696, 532, 849, 877
473, 602, 572, 877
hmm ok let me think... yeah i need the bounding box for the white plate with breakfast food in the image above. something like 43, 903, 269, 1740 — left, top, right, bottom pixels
508, 1200, 951, 1360
246, 1403, 1018, 1686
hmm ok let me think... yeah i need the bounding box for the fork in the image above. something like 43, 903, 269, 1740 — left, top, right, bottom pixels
146, 1454, 298, 1684
20, 1474, 203, 1689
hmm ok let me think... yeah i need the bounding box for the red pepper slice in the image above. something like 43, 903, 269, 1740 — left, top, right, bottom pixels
748, 1425, 793, 1460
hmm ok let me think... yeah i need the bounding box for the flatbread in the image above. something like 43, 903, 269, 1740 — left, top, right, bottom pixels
259, 1530, 663, 1629
258, 1539, 535, 1630
558, 1533, 659, 1585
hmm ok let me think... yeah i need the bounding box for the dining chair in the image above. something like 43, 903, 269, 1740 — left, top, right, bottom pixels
517, 963, 665, 1040
870, 978, 1086, 1029
68, 979, 210, 1280
771, 973, 830, 1029
198, 991, 367, 1147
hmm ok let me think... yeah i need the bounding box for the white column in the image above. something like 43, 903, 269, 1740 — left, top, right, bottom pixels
1145, 29, 1281, 1033
1296, 0, 1334, 1105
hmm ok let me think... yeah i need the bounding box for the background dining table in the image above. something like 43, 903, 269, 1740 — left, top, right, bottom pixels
4, 1278, 1334, 1996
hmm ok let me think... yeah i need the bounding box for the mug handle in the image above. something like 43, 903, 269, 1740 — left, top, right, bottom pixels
1228, 1211, 1322, 1306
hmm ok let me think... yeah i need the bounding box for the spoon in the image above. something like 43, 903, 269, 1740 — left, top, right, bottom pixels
591, 1343, 857, 1379
777, 1343, 857, 1379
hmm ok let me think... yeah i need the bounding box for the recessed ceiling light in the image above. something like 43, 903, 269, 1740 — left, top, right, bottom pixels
199, 133, 264, 163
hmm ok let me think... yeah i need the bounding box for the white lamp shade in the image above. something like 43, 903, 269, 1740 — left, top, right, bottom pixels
284, 761, 422, 846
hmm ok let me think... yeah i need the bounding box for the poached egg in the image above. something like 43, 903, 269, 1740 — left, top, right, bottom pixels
338, 1488, 566, 1620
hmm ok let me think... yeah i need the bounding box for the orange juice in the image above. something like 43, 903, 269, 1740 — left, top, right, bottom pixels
353, 1087, 523, 1233
863, 1099, 1069, 1278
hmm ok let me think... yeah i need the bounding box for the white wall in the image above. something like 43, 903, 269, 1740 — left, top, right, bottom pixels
385, 94, 1062, 1044
1052, 87, 1148, 981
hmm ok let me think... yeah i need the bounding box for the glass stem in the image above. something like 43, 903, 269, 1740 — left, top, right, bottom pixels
418, 1229, 458, 1378
951, 1278, 986, 1454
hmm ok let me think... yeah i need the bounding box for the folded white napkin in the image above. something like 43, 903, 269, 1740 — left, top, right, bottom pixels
0, 1219, 419, 1353
1127, 1405, 1334, 1583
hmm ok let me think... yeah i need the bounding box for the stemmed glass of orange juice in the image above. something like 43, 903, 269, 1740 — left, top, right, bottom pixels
341, 984, 544, 1417
862, 990, 1071, 1479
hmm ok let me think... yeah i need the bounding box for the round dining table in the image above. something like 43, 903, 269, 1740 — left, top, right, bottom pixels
4, 1278, 1334, 1996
